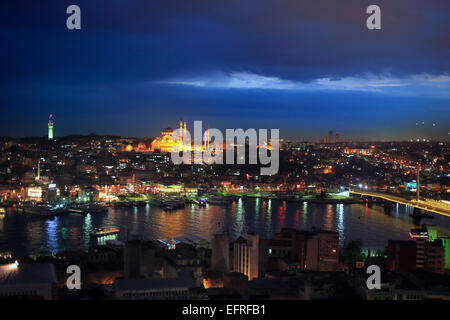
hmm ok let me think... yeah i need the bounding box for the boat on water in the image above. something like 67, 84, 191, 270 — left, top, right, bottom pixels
207, 195, 235, 205
90, 226, 120, 237
22, 204, 67, 217
409, 227, 429, 240
151, 197, 185, 211
150, 198, 165, 207
193, 198, 206, 207
68, 203, 108, 214
112, 200, 147, 207
163, 200, 185, 211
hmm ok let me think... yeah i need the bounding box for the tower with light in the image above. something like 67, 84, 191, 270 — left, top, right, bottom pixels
48, 114, 54, 140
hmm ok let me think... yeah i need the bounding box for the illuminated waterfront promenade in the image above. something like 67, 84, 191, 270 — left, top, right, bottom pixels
350, 190, 450, 218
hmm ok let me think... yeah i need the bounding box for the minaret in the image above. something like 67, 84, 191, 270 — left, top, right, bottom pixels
36, 159, 41, 182
48, 114, 54, 140
179, 118, 183, 143
184, 120, 187, 142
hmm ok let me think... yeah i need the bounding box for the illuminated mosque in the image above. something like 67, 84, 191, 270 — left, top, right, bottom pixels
150, 119, 210, 152
124, 118, 272, 153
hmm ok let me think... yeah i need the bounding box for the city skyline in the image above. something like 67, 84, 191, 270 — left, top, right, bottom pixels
0, 0, 449, 140
0, 113, 445, 143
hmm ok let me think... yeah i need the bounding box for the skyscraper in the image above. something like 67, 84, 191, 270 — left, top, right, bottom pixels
48, 114, 54, 140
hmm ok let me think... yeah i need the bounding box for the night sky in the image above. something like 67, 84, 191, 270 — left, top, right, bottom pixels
0, 0, 449, 140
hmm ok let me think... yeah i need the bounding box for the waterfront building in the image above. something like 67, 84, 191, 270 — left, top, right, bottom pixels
27, 186, 42, 201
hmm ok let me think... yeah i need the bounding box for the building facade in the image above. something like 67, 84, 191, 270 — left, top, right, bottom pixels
233, 233, 260, 280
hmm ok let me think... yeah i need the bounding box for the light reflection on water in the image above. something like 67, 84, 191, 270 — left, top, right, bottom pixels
1, 198, 450, 256
45, 217, 58, 253
337, 204, 344, 244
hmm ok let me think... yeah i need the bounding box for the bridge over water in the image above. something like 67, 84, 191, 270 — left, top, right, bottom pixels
350, 190, 450, 218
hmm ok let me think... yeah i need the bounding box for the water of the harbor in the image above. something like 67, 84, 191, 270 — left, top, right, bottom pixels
1, 198, 450, 257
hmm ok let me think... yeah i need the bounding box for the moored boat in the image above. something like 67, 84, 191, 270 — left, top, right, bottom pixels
22, 204, 67, 217
68, 203, 108, 214
193, 198, 206, 207
162, 200, 185, 211
207, 195, 235, 205
90, 226, 120, 237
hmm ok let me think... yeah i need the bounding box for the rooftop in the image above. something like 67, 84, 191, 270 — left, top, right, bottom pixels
0, 263, 57, 285
115, 272, 197, 291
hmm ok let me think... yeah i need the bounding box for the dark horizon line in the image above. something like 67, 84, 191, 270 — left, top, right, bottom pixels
0, 133, 447, 144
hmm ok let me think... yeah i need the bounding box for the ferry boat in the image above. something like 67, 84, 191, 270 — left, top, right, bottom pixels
151, 197, 186, 211
207, 195, 235, 205
409, 227, 428, 240
163, 200, 185, 211
68, 203, 108, 214
90, 226, 120, 237
193, 198, 206, 207
112, 201, 147, 207
22, 204, 67, 217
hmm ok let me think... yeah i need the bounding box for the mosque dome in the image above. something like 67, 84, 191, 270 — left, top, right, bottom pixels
162, 127, 174, 134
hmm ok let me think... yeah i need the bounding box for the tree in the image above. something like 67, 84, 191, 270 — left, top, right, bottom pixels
341, 240, 364, 263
